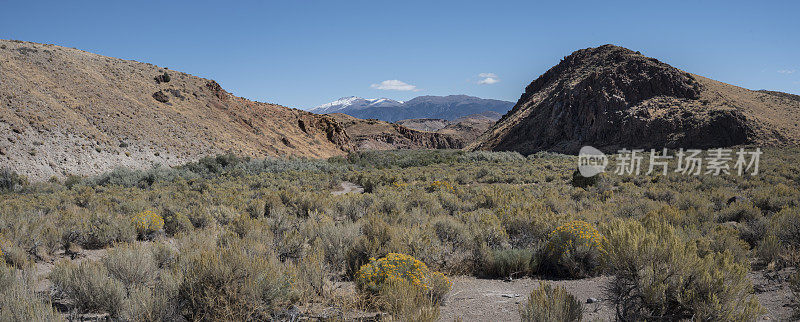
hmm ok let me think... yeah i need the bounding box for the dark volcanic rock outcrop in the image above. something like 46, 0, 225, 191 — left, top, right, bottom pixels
470, 45, 800, 154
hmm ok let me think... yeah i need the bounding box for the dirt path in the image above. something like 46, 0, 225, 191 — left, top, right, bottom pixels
332, 181, 364, 195
439, 276, 614, 321
439, 272, 794, 321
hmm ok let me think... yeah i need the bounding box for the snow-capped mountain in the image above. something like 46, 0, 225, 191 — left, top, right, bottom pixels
310, 95, 514, 122
310, 96, 403, 114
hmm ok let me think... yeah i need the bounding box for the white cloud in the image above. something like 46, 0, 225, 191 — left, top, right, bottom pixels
477, 73, 500, 85
478, 77, 500, 85
778, 69, 796, 74
370, 79, 420, 91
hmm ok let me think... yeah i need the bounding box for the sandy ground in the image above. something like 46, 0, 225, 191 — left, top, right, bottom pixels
439, 271, 795, 322
332, 181, 365, 195
440, 276, 614, 321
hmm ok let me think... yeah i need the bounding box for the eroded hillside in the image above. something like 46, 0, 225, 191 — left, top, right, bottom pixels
0, 39, 352, 180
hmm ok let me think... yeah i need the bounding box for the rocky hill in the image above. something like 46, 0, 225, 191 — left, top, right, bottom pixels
0, 39, 353, 181
328, 113, 462, 150
312, 95, 513, 122
470, 45, 800, 154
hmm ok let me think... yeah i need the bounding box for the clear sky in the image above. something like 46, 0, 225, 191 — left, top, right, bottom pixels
2, 0, 798, 110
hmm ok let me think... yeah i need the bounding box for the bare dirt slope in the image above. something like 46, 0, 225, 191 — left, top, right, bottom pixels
470, 45, 800, 155
0, 39, 351, 180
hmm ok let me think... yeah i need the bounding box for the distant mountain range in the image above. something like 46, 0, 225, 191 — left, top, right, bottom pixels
310, 95, 514, 122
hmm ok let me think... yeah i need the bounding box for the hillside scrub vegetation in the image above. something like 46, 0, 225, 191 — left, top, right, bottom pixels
0, 149, 798, 320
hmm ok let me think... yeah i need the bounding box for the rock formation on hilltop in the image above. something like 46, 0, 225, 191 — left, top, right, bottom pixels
470, 44, 800, 154
327, 114, 463, 150
0, 39, 352, 180
396, 112, 502, 143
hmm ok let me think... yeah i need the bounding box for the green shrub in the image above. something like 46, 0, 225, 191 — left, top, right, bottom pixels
119, 271, 181, 322
570, 170, 598, 188
378, 278, 440, 322
102, 243, 157, 287
718, 202, 762, 223
738, 217, 768, 247
79, 212, 136, 249
162, 209, 193, 236
345, 216, 394, 277
187, 208, 215, 228
518, 282, 583, 322
50, 260, 126, 316
604, 219, 763, 321
154, 71, 170, 83
756, 234, 783, 267
294, 243, 326, 299
791, 268, 800, 320
0, 267, 63, 321
774, 208, 800, 248
537, 220, 606, 278
432, 216, 469, 247
696, 225, 751, 264
480, 248, 534, 279
751, 183, 799, 213
0, 168, 27, 192
459, 209, 508, 248
316, 219, 358, 274
0, 237, 30, 268
758, 208, 800, 268
178, 242, 295, 320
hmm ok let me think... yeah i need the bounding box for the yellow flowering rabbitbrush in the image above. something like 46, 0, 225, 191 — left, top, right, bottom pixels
355, 253, 451, 303
538, 220, 607, 278
426, 180, 454, 192
131, 210, 164, 238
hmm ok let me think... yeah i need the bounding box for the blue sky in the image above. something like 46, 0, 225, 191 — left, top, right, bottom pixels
2, 0, 798, 110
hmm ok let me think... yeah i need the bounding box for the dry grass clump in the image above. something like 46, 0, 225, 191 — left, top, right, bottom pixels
519, 282, 583, 322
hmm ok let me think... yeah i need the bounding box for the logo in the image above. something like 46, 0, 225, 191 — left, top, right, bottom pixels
578, 146, 608, 177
